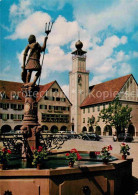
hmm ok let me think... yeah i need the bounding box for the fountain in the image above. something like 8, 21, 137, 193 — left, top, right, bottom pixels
0, 23, 133, 195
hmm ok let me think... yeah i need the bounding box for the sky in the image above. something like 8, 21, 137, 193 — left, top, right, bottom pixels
0, 0, 138, 97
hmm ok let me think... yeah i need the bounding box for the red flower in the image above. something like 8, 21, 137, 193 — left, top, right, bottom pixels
7, 149, 11, 154
66, 153, 70, 156
70, 148, 78, 153
108, 145, 112, 151
77, 153, 82, 160
2, 148, 6, 152
38, 146, 43, 152
32, 146, 35, 150
95, 151, 100, 155
121, 143, 126, 146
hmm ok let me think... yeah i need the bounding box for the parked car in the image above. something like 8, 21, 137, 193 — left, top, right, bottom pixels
118, 133, 133, 142
82, 133, 102, 141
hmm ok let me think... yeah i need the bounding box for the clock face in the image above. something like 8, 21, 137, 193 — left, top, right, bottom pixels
24, 103, 31, 112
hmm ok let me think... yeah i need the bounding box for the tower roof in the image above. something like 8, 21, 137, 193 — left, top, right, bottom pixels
71, 40, 87, 56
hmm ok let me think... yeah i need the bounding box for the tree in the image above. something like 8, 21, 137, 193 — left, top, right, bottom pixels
87, 115, 97, 132
99, 98, 132, 136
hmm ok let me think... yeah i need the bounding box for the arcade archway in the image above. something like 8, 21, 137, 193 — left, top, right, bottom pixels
82, 126, 87, 132
104, 125, 112, 136
1, 125, 11, 133
51, 125, 58, 133
95, 126, 101, 135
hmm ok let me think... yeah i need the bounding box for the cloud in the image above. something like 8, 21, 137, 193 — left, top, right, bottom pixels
41, 46, 71, 79
6, 0, 137, 87
61, 84, 69, 98
133, 51, 138, 58
88, 35, 132, 85
118, 63, 132, 76
74, 0, 138, 36
132, 31, 138, 42
87, 35, 127, 70
48, 16, 79, 46
6, 12, 51, 40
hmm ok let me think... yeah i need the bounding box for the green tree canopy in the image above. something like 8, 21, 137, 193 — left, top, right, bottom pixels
99, 98, 132, 135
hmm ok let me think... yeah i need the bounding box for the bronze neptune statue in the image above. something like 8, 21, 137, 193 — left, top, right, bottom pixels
20, 22, 53, 158
21, 35, 48, 87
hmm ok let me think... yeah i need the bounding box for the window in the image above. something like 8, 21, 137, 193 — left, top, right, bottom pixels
2, 114, 9, 120
83, 118, 85, 123
49, 105, 54, 110
83, 108, 85, 114
40, 105, 47, 109
52, 88, 58, 92
88, 107, 90, 113
92, 106, 95, 112
18, 115, 22, 120
3, 103, 9, 110
18, 104, 23, 110
0, 92, 7, 99
11, 114, 17, 120
44, 96, 54, 101
11, 104, 17, 109
97, 105, 100, 111
61, 98, 66, 102
41, 113, 69, 123
56, 97, 60, 101
12, 94, 19, 100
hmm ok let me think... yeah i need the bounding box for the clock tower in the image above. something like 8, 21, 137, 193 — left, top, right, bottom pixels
69, 40, 89, 133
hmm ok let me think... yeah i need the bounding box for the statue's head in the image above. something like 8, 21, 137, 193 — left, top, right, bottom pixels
28, 35, 36, 44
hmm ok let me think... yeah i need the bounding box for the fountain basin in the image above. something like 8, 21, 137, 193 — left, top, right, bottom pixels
0, 151, 133, 195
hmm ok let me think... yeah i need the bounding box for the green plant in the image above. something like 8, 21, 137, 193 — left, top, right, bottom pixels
99, 98, 132, 136
32, 146, 48, 166
0, 147, 11, 164
120, 143, 130, 156
95, 145, 112, 161
66, 148, 82, 162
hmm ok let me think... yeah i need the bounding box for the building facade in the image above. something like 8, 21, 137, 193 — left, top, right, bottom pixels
69, 41, 138, 136
0, 80, 71, 133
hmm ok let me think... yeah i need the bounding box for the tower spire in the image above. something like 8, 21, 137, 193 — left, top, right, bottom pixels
71, 40, 87, 56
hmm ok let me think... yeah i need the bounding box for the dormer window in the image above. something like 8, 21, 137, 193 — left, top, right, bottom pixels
52, 88, 58, 92
12, 93, 19, 100
0, 92, 7, 99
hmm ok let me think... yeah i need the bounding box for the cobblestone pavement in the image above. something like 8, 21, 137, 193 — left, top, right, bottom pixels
59, 137, 138, 178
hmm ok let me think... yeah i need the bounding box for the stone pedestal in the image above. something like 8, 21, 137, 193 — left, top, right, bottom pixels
20, 85, 41, 158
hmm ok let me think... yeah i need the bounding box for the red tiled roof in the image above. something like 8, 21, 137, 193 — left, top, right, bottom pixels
37, 81, 55, 101
80, 74, 131, 108
0, 80, 24, 103
0, 80, 55, 103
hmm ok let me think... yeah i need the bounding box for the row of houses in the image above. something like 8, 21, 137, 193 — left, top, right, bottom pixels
0, 80, 71, 133
0, 40, 138, 136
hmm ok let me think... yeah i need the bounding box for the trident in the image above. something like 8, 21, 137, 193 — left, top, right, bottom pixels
38, 21, 54, 85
